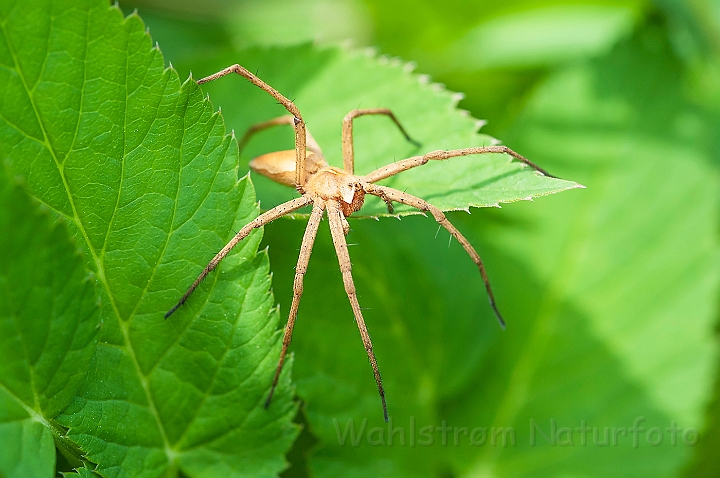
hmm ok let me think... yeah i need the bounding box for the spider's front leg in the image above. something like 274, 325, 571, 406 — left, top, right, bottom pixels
326, 200, 388, 422
197, 64, 309, 190
341, 109, 420, 175
363, 145, 556, 183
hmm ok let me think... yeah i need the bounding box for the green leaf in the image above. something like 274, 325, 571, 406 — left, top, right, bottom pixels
0, 168, 99, 478
189, 45, 579, 217
0, 1, 296, 476
61, 464, 102, 478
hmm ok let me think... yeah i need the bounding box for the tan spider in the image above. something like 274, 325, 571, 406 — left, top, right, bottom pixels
166, 64, 555, 422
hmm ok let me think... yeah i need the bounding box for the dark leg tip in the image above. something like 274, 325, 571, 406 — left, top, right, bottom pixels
265, 389, 276, 410
164, 300, 185, 319
491, 303, 506, 330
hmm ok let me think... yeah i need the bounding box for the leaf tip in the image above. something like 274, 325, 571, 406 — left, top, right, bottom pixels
474, 119, 488, 131
364, 46, 378, 57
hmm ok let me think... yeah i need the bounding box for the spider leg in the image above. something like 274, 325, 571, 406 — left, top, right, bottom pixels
238, 115, 324, 159
366, 184, 506, 329
342, 109, 420, 174
326, 200, 389, 422
265, 202, 325, 409
363, 146, 556, 183
197, 65, 309, 190
165, 195, 312, 318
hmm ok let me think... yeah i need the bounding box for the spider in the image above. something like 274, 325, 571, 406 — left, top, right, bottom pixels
165, 64, 555, 422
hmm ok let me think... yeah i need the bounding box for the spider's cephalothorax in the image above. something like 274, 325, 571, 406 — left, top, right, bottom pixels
166, 64, 556, 422
305, 168, 366, 216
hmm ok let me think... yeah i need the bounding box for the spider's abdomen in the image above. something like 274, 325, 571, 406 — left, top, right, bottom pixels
250, 150, 327, 187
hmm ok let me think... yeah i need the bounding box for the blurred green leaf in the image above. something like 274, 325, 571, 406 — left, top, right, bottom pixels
0, 0, 296, 476
230, 0, 373, 48
445, 5, 638, 69
360, 0, 647, 131
683, 366, 720, 476
455, 24, 718, 476
0, 169, 99, 478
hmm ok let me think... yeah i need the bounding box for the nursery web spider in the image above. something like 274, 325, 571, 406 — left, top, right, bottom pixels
165, 64, 555, 422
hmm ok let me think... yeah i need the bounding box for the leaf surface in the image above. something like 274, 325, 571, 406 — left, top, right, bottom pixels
0, 1, 297, 476
0, 168, 99, 478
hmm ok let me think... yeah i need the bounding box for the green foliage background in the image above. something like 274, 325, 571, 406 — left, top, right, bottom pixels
0, 0, 718, 476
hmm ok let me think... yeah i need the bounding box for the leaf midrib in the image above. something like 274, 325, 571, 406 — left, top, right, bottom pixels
0, 16, 175, 466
